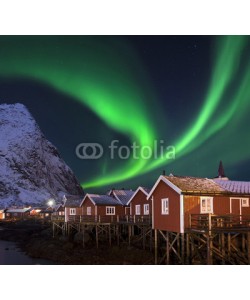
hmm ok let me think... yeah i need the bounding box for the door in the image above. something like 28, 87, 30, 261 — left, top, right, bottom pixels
231, 198, 241, 215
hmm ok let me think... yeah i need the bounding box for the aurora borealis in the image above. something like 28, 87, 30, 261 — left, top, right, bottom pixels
1, 36, 250, 192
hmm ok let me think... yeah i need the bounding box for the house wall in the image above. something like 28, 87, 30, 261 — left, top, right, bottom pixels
130, 190, 151, 216
183, 195, 250, 229
152, 180, 180, 232
65, 207, 82, 222
81, 197, 95, 215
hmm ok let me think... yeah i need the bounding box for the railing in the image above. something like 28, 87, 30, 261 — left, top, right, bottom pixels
189, 214, 250, 231
51, 215, 65, 221
64, 214, 152, 225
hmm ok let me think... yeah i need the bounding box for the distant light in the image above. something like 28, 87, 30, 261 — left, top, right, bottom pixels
48, 200, 54, 206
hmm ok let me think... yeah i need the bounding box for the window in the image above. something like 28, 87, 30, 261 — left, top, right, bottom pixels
242, 198, 249, 207
135, 205, 141, 215
106, 207, 115, 215
144, 204, 149, 215
161, 198, 169, 215
200, 197, 213, 213
87, 207, 92, 215
69, 208, 76, 215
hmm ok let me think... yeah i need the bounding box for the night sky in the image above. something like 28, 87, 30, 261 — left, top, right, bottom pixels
1, 35, 250, 193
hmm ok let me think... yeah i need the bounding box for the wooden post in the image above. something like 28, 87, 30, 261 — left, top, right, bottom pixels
242, 233, 246, 252
154, 229, 158, 265
247, 232, 250, 265
228, 233, 231, 261
181, 233, 185, 264
82, 226, 85, 248
96, 225, 99, 248
207, 214, 213, 265
109, 225, 111, 246
166, 231, 170, 264
221, 233, 225, 264
186, 233, 190, 264
52, 223, 55, 238
128, 225, 131, 246
117, 225, 119, 246
143, 226, 146, 250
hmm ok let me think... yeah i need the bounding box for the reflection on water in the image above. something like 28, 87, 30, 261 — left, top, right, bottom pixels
0, 240, 54, 265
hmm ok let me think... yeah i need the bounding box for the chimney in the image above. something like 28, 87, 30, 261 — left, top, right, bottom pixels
162, 170, 166, 176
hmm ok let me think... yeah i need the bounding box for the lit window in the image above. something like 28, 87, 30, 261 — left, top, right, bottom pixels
200, 197, 213, 213
144, 204, 149, 215
242, 198, 249, 207
69, 208, 76, 215
87, 207, 92, 215
106, 207, 115, 215
161, 198, 169, 215
135, 205, 141, 215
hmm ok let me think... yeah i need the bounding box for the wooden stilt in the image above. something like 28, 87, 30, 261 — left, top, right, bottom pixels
186, 233, 190, 264
128, 225, 131, 246
221, 233, 225, 264
109, 225, 111, 246
143, 226, 146, 250
166, 231, 169, 264
154, 229, 158, 265
96, 225, 99, 249
181, 233, 185, 264
247, 232, 250, 265
228, 233, 231, 261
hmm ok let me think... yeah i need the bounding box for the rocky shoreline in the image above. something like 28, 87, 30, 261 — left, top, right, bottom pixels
0, 220, 154, 264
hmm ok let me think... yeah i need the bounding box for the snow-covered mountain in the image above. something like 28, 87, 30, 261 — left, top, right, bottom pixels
0, 103, 84, 207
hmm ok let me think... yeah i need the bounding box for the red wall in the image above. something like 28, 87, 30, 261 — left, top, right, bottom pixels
130, 190, 151, 216
152, 180, 180, 232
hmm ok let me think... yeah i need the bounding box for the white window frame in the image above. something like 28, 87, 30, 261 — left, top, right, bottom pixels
87, 207, 92, 215
69, 208, 76, 215
161, 198, 169, 215
200, 197, 213, 214
135, 205, 141, 215
144, 204, 149, 215
242, 198, 249, 207
106, 206, 115, 215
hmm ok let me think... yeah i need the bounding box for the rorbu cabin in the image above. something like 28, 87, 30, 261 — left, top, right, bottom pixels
213, 179, 250, 215
53, 204, 65, 218
127, 187, 151, 218
147, 174, 245, 233
80, 194, 125, 222
4, 208, 31, 219
63, 195, 82, 222
108, 189, 135, 215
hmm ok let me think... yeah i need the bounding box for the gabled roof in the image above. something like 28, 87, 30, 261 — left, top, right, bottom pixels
147, 175, 227, 199
5, 208, 31, 213
81, 194, 122, 206
127, 187, 151, 205
63, 198, 82, 207
213, 179, 250, 195
108, 189, 135, 205
54, 204, 63, 212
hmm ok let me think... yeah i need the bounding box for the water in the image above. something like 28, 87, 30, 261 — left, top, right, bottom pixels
0, 239, 54, 265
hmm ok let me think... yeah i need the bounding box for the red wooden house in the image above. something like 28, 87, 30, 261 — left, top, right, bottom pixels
63, 195, 83, 222
127, 187, 151, 216
107, 189, 135, 215
80, 193, 124, 222
147, 175, 250, 233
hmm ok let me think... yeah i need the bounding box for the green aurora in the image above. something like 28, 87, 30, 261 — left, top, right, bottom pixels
0, 36, 250, 188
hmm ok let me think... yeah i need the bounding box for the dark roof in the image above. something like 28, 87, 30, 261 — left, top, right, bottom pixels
64, 198, 82, 207
109, 189, 135, 205
54, 204, 64, 212
88, 194, 122, 206
140, 187, 151, 194
165, 176, 226, 194
63, 195, 82, 207
213, 179, 250, 194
